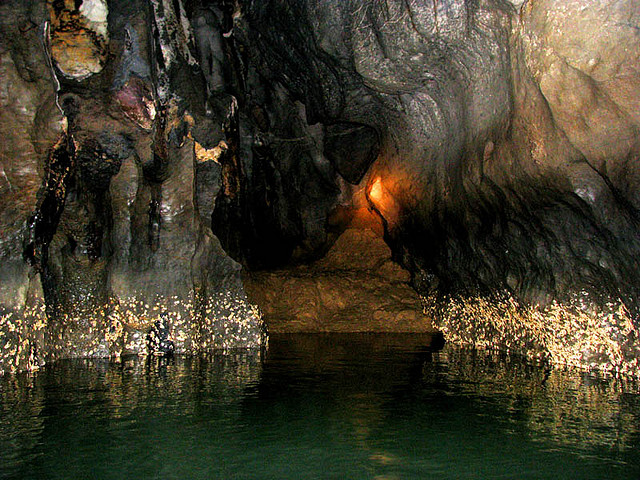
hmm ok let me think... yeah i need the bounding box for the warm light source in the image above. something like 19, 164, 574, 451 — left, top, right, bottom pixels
366, 176, 399, 224
368, 177, 384, 206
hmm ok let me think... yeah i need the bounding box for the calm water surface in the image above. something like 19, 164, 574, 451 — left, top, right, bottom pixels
1, 333, 639, 479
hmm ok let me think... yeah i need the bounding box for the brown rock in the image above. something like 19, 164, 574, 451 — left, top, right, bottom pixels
520, 0, 640, 167
244, 225, 433, 333
48, 0, 109, 79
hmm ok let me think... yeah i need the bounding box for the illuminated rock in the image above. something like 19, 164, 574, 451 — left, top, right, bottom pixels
48, 0, 109, 79
147, 314, 175, 356
230, 0, 640, 373
245, 211, 433, 333
1, 0, 640, 376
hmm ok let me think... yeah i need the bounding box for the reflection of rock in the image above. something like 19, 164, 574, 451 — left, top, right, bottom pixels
432, 346, 640, 450
0, 350, 263, 442
245, 211, 433, 333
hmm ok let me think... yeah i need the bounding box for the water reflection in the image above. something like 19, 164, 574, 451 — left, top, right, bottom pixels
1, 334, 639, 479
432, 347, 640, 452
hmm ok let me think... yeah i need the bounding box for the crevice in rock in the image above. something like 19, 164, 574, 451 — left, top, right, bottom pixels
23, 133, 75, 278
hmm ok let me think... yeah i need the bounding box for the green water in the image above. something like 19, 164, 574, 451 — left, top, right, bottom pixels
1, 333, 639, 479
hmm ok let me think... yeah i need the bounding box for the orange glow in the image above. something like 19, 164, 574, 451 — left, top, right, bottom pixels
368, 177, 385, 206
367, 176, 400, 224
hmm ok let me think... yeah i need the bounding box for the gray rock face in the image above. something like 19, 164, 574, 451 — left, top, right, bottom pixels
1, 0, 639, 375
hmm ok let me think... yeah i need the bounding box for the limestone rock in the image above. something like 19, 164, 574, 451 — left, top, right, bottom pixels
2, 0, 640, 377
48, 0, 109, 79
1, 0, 265, 375
245, 223, 432, 333
0, 0, 63, 375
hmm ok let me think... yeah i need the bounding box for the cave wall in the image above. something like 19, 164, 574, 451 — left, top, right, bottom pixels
1, 0, 640, 374
235, 0, 640, 305
228, 0, 640, 373
0, 0, 264, 375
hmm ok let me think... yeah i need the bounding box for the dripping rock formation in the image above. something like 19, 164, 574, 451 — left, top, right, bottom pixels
1, 0, 640, 375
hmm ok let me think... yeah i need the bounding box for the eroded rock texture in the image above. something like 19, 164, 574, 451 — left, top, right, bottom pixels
0, 0, 264, 375
229, 0, 640, 374
1, 0, 640, 375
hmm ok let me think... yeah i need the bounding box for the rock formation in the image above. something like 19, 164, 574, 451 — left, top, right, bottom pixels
1, 0, 640, 375
245, 209, 433, 333
0, 0, 265, 375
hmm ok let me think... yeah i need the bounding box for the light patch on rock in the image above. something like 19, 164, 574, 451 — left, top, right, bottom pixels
427, 291, 640, 377
245, 212, 434, 334
79, 0, 109, 38
195, 140, 227, 164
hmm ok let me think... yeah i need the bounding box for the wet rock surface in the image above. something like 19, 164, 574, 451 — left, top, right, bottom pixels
0, 0, 265, 375
235, 0, 640, 373
147, 314, 175, 356
1, 0, 639, 375
48, 0, 109, 79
